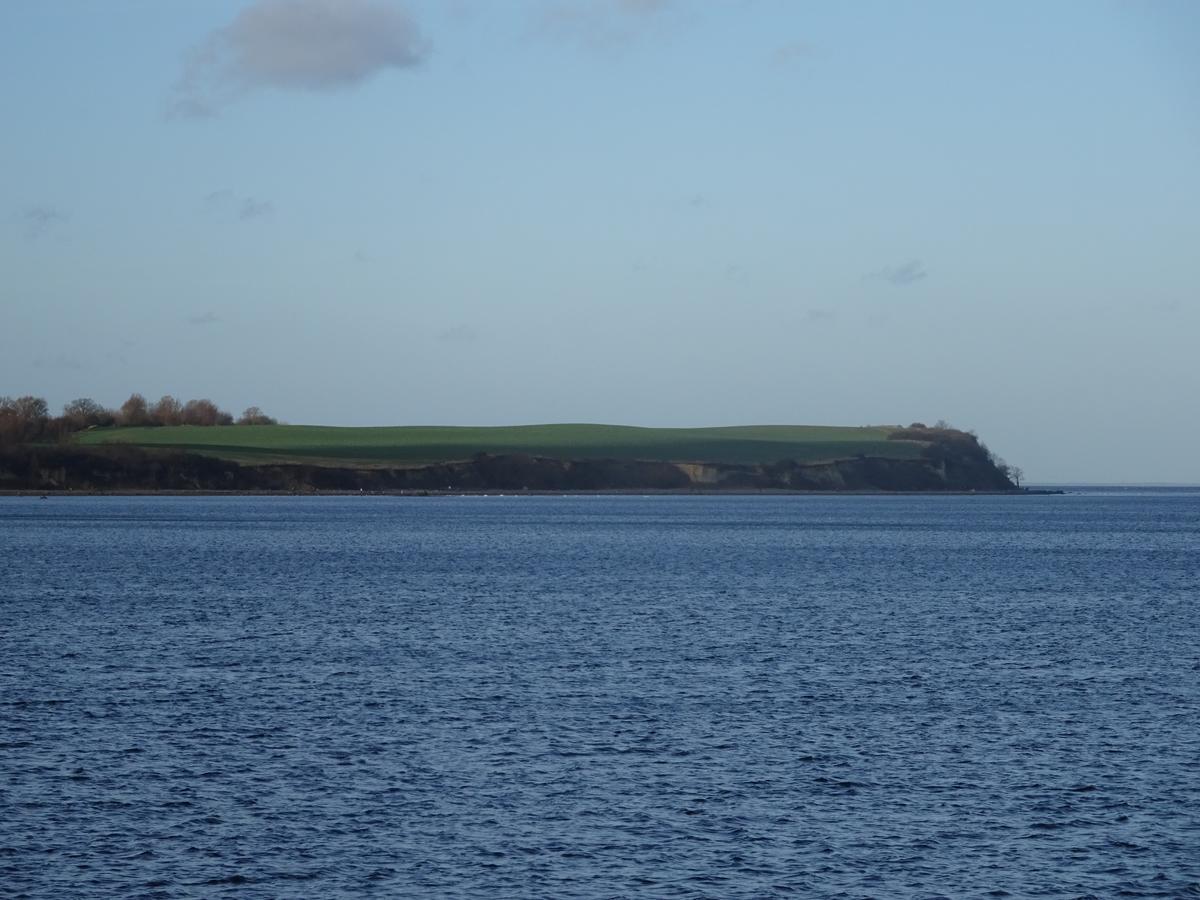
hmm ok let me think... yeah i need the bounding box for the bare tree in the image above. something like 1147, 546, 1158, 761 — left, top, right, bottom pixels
151, 395, 182, 426
62, 398, 114, 431
119, 393, 150, 426
237, 406, 277, 426
1010, 465, 1024, 489
13, 396, 49, 422
0, 396, 18, 444
181, 398, 220, 426
0, 396, 50, 443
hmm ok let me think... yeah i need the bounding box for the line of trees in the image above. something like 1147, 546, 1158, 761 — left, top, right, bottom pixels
0, 393, 277, 445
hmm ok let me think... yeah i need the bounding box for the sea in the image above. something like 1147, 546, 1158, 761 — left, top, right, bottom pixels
1, 490, 1198, 899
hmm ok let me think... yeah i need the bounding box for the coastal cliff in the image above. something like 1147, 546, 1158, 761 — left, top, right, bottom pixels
0, 438, 1015, 493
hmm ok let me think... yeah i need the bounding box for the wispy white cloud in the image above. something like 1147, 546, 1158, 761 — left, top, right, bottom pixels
171, 0, 428, 116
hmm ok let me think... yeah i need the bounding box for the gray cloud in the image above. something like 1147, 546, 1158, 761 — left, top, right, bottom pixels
436, 324, 479, 343
872, 260, 928, 286
172, 0, 428, 116
22, 206, 67, 240
803, 307, 836, 323
538, 0, 675, 50
32, 353, 83, 370
771, 41, 814, 68
188, 311, 221, 326
239, 198, 274, 220
617, 0, 671, 11
205, 190, 274, 222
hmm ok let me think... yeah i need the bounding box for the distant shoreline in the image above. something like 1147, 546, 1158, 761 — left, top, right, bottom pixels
2, 420, 1041, 494
1, 488, 1062, 498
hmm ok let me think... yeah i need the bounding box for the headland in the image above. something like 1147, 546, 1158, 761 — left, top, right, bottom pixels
1, 420, 1026, 494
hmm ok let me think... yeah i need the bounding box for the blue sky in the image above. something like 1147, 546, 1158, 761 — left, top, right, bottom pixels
2, 0, 1197, 482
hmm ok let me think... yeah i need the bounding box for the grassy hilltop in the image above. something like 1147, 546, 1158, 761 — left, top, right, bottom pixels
77, 423, 925, 468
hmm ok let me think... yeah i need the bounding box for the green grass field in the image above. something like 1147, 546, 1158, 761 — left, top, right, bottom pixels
77, 423, 925, 467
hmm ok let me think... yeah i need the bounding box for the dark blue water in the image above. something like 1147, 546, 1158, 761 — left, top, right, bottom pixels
2, 493, 1198, 898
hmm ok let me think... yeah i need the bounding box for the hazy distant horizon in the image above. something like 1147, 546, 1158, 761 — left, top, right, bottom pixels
4, 1, 1197, 484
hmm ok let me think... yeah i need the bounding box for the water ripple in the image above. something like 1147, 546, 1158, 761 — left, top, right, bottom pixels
2, 493, 1198, 897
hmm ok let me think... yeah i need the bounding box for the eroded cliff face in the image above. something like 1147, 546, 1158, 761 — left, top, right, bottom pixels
1, 444, 1016, 493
